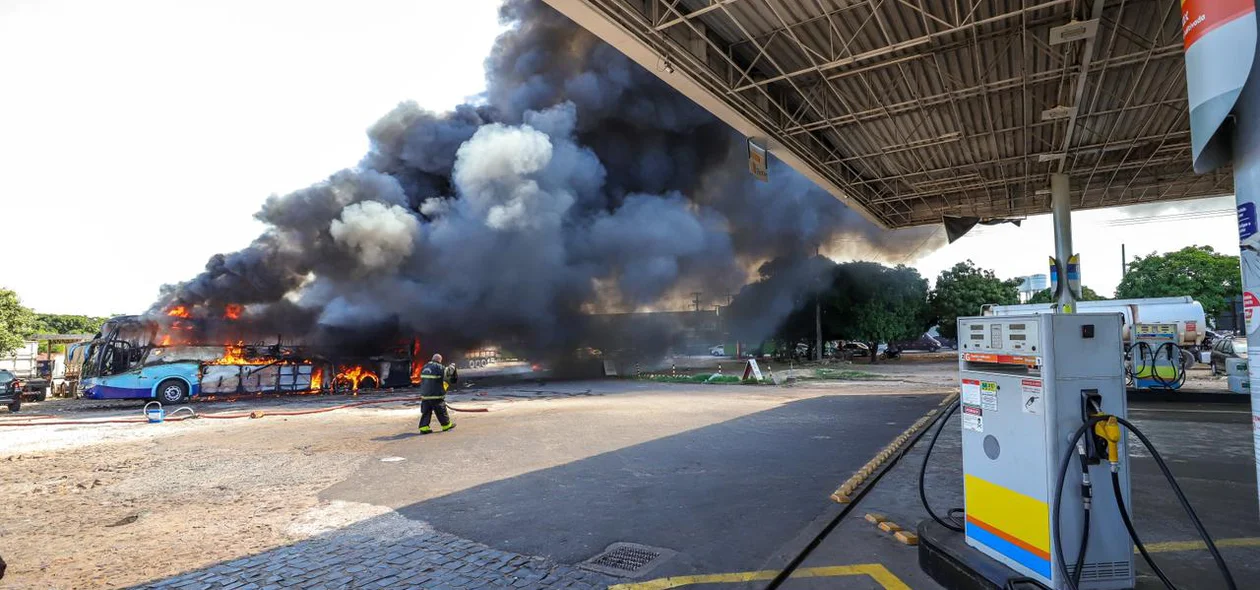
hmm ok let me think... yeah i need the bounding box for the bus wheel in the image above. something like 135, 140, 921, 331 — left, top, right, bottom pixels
7, 400, 19, 413
157, 380, 188, 404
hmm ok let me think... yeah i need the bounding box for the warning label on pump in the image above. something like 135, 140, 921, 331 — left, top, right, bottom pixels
980, 381, 998, 412
1021, 379, 1043, 415
961, 378, 982, 406
962, 404, 983, 432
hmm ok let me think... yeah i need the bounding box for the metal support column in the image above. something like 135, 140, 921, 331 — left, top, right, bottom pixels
1230, 63, 1260, 504
1050, 173, 1076, 312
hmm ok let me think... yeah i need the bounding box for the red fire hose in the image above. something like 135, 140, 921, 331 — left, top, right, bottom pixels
0, 395, 488, 427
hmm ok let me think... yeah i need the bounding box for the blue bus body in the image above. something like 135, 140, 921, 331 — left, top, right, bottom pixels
81, 361, 201, 400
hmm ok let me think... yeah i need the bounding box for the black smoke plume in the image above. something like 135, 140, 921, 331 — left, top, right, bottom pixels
152, 0, 937, 357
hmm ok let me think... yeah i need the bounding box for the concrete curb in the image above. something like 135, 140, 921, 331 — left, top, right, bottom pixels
830, 391, 960, 504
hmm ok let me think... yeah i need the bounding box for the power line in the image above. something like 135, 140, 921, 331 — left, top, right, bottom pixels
901, 226, 943, 264
1104, 209, 1233, 226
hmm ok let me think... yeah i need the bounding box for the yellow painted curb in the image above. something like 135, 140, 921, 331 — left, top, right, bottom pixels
895, 531, 920, 546
830, 394, 955, 504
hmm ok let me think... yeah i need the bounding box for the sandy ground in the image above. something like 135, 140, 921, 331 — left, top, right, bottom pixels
1, 409, 397, 589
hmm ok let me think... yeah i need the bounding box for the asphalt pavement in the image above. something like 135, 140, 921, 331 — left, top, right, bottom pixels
326, 391, 944, 580
788, 399, 1260, 590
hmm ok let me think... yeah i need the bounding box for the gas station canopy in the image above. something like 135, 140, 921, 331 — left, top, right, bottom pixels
544, 0, 1232, 229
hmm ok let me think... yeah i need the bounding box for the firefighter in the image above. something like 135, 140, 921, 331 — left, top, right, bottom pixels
417, 353, 455, 434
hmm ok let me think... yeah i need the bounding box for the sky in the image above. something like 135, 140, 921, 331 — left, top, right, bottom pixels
0, 0, 1241, 317
0, 0, 506, 316
912, 195, 1238, 296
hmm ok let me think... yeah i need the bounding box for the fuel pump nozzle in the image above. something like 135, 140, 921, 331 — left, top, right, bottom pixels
1095, 416, 1122, 471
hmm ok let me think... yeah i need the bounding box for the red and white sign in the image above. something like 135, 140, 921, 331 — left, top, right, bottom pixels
962, 352, 1040, 367
1245, 291, 1260, 333
1182, 0, 1255, 49
1021, 379, 1043, 415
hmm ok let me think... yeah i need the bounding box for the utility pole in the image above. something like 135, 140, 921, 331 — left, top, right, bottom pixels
1121, 243, 1127, 276
691, 292, 702, 313
815, 297, 822, 361
814, 244, 823, 361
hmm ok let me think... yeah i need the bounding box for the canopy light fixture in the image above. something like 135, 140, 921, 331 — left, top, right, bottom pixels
1041, 105, 1078, 120
1050, 19, 1098, 44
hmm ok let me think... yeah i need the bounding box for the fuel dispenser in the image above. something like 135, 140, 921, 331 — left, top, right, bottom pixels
915, 312, 1237, 590
1126, 323, 1186, 391
958, 313, 1133, 589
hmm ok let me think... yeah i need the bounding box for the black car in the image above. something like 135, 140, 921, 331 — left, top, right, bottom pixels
1209, 336, 1248, 375
0, 370, 23, 412
892, 333, 943, 353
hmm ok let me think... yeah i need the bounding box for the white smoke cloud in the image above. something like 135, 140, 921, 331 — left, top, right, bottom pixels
453, 124, 553, 189
329, 201, 420, 271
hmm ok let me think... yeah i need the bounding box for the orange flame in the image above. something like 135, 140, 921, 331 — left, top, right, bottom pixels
224, 304, 243, 320
159, 335, 172, 346
167, 305, 191, 318
310, 366, 324, 391
336, 365, 378, 391
208, 342, 254, 365
410, 338, 424, 384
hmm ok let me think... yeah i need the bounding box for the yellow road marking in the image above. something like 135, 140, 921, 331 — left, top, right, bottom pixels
609, 537, 1260, 590
607, 537, 1260, 590
607, 563, 910, 590
1144, 537, 1260, 553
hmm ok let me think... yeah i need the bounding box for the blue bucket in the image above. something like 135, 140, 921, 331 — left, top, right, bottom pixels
144, 402, 165, 423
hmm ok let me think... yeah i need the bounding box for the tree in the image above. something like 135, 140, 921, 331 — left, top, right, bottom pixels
1027, 286, 1105, 304
929, 261, 1021, 339
35, 314, 107, 336
0, 289, 38, 356
725, 255, 838, 359
1115, 246, 1240, 318
827, 262, 930, 363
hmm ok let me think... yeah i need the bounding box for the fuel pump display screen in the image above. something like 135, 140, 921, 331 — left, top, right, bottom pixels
960, 318, 1042, 363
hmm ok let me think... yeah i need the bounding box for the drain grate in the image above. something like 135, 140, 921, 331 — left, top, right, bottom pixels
579, 542, 676, 577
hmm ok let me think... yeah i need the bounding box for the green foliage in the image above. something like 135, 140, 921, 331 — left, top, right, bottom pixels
1115, 246, 1240, 318
1027, 286, 1105, 304
725, 256, 837, 358
726, 258, 932, 359
34, 313, 107, 336
826, 262, 931, 347
929, 261, 1021, 339
0, 289, 38, 356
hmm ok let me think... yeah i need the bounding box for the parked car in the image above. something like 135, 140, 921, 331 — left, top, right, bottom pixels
1210, 336, 1247, 375
891, 333, 942, 353
709, 345, 725, 356
839, 341, 871, 358
0, 369, 23, 412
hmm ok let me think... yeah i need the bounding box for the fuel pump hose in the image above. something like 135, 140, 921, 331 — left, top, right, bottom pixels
918, 399, 965, 532
1052, 416, 1237, 590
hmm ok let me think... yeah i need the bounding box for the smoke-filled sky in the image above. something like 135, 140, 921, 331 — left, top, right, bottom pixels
0, 0, 1238, 323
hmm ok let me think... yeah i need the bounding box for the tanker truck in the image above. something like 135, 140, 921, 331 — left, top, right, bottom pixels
982, 296, 1206, 369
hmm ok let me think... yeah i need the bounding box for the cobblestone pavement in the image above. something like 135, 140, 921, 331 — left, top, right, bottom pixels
132, 512, 614, 590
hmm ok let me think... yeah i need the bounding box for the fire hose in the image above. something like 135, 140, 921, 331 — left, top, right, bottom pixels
0, 395, 488, 427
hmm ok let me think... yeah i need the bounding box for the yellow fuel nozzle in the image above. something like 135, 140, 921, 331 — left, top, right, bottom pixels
1093, 416, 1121, 465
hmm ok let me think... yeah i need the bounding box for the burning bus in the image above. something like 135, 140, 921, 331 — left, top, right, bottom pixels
78, 310, 419, 403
